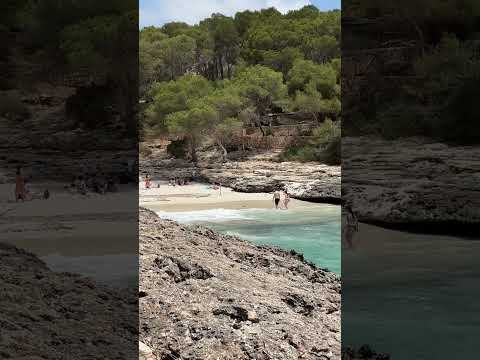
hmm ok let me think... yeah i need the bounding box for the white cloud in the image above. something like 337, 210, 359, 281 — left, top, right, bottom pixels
265, 0, 311, 14
140, 0, 312, 27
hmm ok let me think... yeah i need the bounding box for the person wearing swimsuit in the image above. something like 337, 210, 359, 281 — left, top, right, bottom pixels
283, 191, 290, 209
273, 190, 281, 209
145, 174, 151, 189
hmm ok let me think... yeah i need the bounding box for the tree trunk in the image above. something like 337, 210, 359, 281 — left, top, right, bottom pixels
219, 55, 224, 80
213, 59, 218, 81
227, 63, 232, 78
189, 136, 197, 163
258, 124, 266, 137
242, 129, 246, 154
217, 140, 228, 162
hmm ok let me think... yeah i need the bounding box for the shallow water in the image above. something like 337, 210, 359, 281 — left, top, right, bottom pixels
157, 204, 341, 274
343, 223, 480, 359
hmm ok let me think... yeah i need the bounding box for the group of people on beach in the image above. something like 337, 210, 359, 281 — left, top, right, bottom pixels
272, 190, 290, 210
143, 174, 195, 189
67, 173, 118, 195
14, 166, 49, 202
168, 177, 192, 187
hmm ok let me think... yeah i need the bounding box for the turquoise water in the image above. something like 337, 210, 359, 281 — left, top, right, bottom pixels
157, 204, 341, 274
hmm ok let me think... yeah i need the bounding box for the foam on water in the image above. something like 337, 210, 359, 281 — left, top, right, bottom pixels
156, 208, 260, 223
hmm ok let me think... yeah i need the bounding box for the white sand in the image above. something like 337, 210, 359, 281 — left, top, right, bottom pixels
0, 180, 313, 255
0, 182, 137, 256
139, 181, 315, 212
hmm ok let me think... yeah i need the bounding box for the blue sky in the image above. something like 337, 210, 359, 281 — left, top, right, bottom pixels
140, 0, 340, 28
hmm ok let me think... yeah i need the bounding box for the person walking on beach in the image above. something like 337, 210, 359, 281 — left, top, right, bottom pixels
273, 190, 281, 209
283, 190, 290, 210
343, 203, 358, 249
15, 166, 25, 202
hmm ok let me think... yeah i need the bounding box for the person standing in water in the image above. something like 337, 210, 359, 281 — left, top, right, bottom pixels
343, 203, 358, 249
15, 166, 25, 202
283, 190, 290, 210
273, 190, 281, 209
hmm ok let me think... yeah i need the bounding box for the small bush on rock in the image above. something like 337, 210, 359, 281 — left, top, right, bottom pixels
0, 92, 30, 121
167, 138, 188, 159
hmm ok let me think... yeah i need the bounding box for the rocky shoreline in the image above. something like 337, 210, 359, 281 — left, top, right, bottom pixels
140, 150, 341, 203
0, 242, 137, 359
139, 207, 341, 359
343, 136, 480, 227
142, 135, 480, 227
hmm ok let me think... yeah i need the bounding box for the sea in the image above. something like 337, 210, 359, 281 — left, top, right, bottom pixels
342, 223, 480, 359
157, 204, 341, 274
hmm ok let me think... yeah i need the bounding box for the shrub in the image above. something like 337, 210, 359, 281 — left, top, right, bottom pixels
437, 76, 480, 144
166, 138, 187, 159
279, 119, 341, 164
377, 104, 429, 140
320, 133, 341, 165
0, 92, 30, 120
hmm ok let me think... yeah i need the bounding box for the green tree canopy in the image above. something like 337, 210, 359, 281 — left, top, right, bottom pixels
166, 104, 218, 161
287, 59, 338, 97
233, 65, 287, 115
146, 74, 213, 129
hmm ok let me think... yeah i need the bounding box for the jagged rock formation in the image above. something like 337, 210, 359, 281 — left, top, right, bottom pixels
0, 242, 137, 359
139, 208, 341, 360
200, 160, 340, 202
343, 136, 480, 225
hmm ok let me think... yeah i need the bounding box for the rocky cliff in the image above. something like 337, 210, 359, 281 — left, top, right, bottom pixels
0, 84, 136, 183
343, 136, 480, 227
139, 208, 341, 360
0, 242, 137, 359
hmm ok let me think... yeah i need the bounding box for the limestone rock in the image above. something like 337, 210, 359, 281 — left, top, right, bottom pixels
139, 208, 341, 360
139, 341, 155, 360
0, 243, 137, 359
343, 136, 480, 225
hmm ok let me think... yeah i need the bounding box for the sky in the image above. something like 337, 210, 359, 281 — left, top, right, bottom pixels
139, 0, 340, 28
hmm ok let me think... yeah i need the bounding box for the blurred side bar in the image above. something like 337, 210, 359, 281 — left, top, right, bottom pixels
0, 1, 139, 358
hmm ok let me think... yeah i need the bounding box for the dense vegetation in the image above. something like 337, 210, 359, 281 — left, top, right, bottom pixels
1, 0, 138, 135
343, 0, 480, 145
140, 6, 341, 164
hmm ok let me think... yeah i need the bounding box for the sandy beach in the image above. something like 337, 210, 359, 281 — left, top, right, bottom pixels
0, 183, 137, 252
139, 181, 317, 212
0, 182, 138, 286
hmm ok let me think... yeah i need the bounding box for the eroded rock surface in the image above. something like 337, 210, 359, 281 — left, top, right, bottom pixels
139, 208, 341, 360
0, 243, 137, 359
0, 87, 136, 182
343, 137, 480, 225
